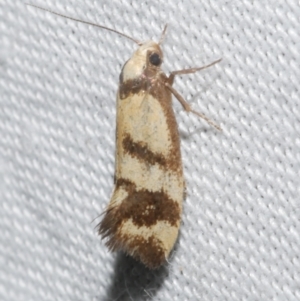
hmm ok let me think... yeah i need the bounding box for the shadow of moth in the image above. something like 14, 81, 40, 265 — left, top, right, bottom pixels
27, 3, 221, 269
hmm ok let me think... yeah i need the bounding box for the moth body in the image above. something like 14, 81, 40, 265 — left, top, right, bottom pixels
26, 3, 221, 269
98, 41, 185, 269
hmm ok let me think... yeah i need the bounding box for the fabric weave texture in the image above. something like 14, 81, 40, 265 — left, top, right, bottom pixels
0, 0, 299, 300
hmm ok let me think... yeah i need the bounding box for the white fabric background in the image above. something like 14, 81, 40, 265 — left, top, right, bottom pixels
0, 0, 299, 300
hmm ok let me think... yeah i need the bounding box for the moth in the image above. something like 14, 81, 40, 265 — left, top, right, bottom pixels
27, 4, 221, 269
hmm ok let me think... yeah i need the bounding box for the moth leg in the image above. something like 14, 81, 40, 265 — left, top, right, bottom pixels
167, 58, 221, 85
165, 82, 222, 131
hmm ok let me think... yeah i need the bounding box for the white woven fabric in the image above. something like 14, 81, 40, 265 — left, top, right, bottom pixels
1, 0, 299, 300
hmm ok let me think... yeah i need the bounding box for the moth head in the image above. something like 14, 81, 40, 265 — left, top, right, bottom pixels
121, 41, 163, 82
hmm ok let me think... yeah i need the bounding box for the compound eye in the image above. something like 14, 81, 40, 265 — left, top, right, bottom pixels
149, 53, 161, 66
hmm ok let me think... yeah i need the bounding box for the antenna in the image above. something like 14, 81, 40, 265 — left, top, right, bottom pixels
159, 24, 168, 45
26, 3, 141, 45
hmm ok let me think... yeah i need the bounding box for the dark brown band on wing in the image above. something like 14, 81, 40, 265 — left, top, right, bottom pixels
98, 177, 180, 268
119, 63, 163, 99
114, 177, 180, 227
99, 177, 180, 231
122, 134, 167, 168
115, 177, 136, 193
123, 188, 180, 227
118, 74, 182, 173
119, 77, 149, 99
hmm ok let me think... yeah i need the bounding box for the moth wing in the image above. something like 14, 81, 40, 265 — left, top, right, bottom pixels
99, 82, 185, 268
